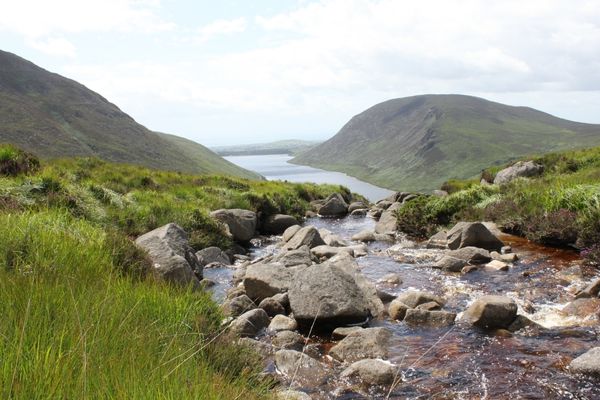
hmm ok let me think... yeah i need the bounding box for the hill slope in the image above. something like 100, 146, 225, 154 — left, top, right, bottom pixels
212, 139, 321, 156
292, 94, 600, 192
0, 50, 259, 179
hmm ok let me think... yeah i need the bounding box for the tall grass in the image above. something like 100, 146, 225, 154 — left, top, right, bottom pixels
0, 211, 269, 399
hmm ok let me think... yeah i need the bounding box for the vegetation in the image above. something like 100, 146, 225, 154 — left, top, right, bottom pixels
213, 139, 322, 156
0, 144, 350, 398
0, 50, 259, 180
396, 145, 600, 264
292, 94, 600, 192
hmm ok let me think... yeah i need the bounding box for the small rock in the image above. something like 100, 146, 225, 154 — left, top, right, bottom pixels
570, 347, 600, 377
501, 246, 513, 254
461, 265, 479, 274
329, 328, 391, 362
434, 255, 466, 272
377, 289, 397, 303
272, 330, 305, 351
199, 278, 216, 288
276, 390, 312, 400
350, 208, 368, 217
375, 202, 402, 234
427, 231, 448, 249
507, 315, 543, 332
210, 209, 257, 242
485, 260, 510, 271
341, 359, 396, 385
416, 301, 442, 311
283, 225, 302, 242
262, 214, 300, 235
494, 161, 544, 185
447, 222, 504, 251
332, 326, 364, 340
275, 245, 314, 268
238, 338, 274, 358
491, 251, 519, 263
243, 263, 296, 302
275, 350, 329, 383
258, 297, 286, 317
318, 193, 349, 216
348, 201, 368, 213
221, 294, 256, 317
575, 278, 600, 299
462, 295, 517, 329
380, 273, 403, 285
269, 314, 298, 332
284, 226, 326, 250
229, 309, 270, 337
388, 299, 410, 321
395, 291, 445, 308
352, 229, 376, 242
196, 246, 231, 266
447, 246, 491, 264
404, 309, 456, 327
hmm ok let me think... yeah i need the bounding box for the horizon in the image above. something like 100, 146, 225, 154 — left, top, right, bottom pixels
2, 0, 600, 146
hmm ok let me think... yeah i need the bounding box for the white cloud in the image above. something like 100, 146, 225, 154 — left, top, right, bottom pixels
197, 17, 247, 43
27, 37, 77, 58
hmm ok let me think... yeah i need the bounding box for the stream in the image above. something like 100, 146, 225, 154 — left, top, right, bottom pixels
204, 215, 600, 399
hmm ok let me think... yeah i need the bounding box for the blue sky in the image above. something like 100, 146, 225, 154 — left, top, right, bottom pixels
2, 0, 600, 146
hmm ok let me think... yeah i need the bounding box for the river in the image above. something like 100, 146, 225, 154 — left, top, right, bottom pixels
225, 154, 394, 202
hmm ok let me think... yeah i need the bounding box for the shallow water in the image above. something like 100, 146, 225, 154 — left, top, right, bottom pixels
208, 215, 600, 399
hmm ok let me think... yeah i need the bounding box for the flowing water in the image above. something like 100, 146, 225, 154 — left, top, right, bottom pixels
205, 215, 600, 399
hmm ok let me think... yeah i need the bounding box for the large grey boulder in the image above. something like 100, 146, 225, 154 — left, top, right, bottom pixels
329, 328, 391, 362
434, 255, 467, 272
135, 223, 201, 287
284, 226, 326, 250
275, 350, 330, 383
341, 359, 396, 385
348, 201, 367, 213
427, 231, 448, 249
261, 214, 299, 235
229, 308, 270, 337
243, 263, 296, 302
375, 202, 402, 234
494, 161, 544, 185
462, 295, 517, 329
274, 245, 314, 267
318, 193, 349, 216
570, 347, 600, 377
447, 246, 492, 264
447, 222, 504, 251
272, 330, 305, 351
195, 246, 230, 266
311, 245, 354, 259
282, 225, 302, 242
210, 209, 257, 242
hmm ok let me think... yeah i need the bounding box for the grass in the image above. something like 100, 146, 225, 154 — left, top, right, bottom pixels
396, 145, 600, 264
0, 144, 357, 399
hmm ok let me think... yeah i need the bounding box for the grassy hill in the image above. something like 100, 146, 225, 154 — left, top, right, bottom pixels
213, 139, 321, 156
0, 50, 259, 179
0, 145, 350, 398
292, 94, 600, 192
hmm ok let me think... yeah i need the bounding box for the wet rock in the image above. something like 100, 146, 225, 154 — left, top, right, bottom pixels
199, 278, 216, 289
447, 222, 504, 251
282, 225, 302, 242
388, 300, 410, 321
447, 246, 491, 264
491, 251, 519, 263
341, 359, 396, 385
329, 327, 391, 362
232, 264, 248, 283
485, 260, 510, 271
332, 326, 364, 340
463, 295, 518, 329
222, 294, 256, 317
434, 255, 466, 272
570, 347, 600, 377
238, 338, 274, 359
284, 226, 326, 250
226, 286, 246, 300
380, 273, 403, 285
461, 265, 479, 274
243, 263, 296, 302
348, 201, 368, 213
427, 231, 448, 249
135, 223, 202, 286
494, 161, 544, 185
561, 298, 600, 318
275, 350, 329, 383
376, 200, 393, 210
269, 314, 298, 332
258, 297, 286, 317
350, 208, 368, 217
352, 229, 376, 242
575, 278, 600, 299
229, 308, 270, 337
368, 208, 383, 219
272, 292, 290, 310
275, 390, 312, 400
275, 245, 315, 268
375, 202, 402, 234
501, 245, 513, 254
319, 193, 349, 216
377, 289, 397, 303
404, 309, 456, 327
272, 330, 305, 350
195, 246, 231, 266
305, 210, 317, 218
262, 214, 300, 235
304, 343, 325, 359
311, 245, 354, 259
210, 209, 257, 242
395, 291, 445, 309
416, 301, 442, 311
507, 315, 543, 332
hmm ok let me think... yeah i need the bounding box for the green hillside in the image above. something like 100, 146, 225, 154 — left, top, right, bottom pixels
0, 50, 259, 179
292, 94, 600, 192
212, 139, 321, 156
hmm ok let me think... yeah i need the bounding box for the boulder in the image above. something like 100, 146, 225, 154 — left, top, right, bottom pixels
463, 295, 518, 329
561, 298, 600, 318
318, 193, 349, 216
332, 326, 364, 340
377, 289, 397, 303
388, 300, 410, 321
272, 292, 290, 310
272, 330, 305, 351
135, 223, 201, 286
494, 161, 544, 185
341, 359, 396, 385
447, 246, 491, 264
485, 260, 509, 271
269, 314, 298, 332
284, 226, 326, 250
282, 225, 302, 242
329, 328, 391, 362
434, 255, 466, 272
221, 294, 256, 317
575, 278, 600, 299
243, 263, 296, 302
376, 200, 393, 210
229, 308, 270, 337
491, 251, 519, 263
350, 208, 368, 217
375, 202, 402, 234
395, 291, 445, 309
352, 229, 376, 242
416, 301, 442, 311
311, 245, 354, 259
238, 337, 274, 358
195, 246, 231, 266
570, 347, 600, 377
320, 229, 350, 247
380, 273, 403, 285
403, 309, 456, 327
507, 315, 543, 332
210, 209, 257, 242
446, 222, 504, 251
262, 214, 300, 235
348, 201, 368, 213
275, 350, 330, 383
427, 231, 448, 249
275, 245, 314, 268
275, 390, 312, 400
258, 297, 286, 317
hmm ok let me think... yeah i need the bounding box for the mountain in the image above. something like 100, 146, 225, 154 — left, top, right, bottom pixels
212, 139, 321, 156
292, 94, 600, 192
0, 50, 260, 179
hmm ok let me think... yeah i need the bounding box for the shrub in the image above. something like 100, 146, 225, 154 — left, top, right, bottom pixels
0, 144, 40, 176
523, 209, 579, 246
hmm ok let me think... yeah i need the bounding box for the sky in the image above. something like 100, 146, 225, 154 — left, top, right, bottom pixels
1, 0, 600, 146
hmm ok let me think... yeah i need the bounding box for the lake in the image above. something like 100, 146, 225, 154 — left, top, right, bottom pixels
224, 154, 394, 202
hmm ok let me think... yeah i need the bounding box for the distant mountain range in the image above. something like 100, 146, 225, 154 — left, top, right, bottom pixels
213, 139, 321, 156
292, 94, 600, 192
0, 50, 260, 179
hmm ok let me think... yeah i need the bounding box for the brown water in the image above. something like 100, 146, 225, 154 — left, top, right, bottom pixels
206, 216, 600, 399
